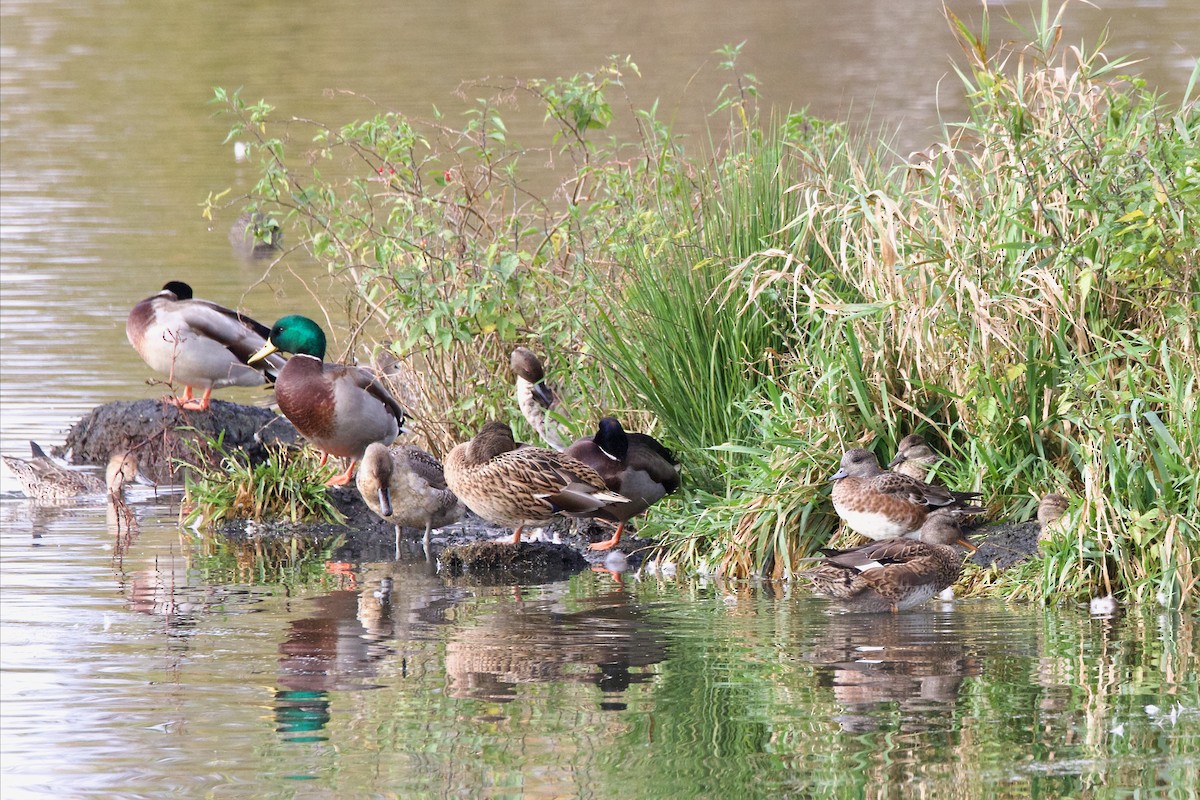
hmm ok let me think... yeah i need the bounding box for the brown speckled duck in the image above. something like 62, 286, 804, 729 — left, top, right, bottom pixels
126, 281, 287, 411
831, 448, 983, 541
443, 421, 627, 544
249, 315, 406, 486
801, 509, 976, 613
356, 442, 464, 549
564, 417, 681, 551
887, 433, 945, 483
2, 442, 147, 504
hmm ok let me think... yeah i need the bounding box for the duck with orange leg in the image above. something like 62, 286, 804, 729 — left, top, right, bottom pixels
127, 281, 287, 411
565, 417, 680, 551
249, 315, 406, 486
443, 421, 627, 544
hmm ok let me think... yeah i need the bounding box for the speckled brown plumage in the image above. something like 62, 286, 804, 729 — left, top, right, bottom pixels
802, 509, 972, 612
887, 434, 944, 483
831, 448, 983, 541
444, 421, 626, 542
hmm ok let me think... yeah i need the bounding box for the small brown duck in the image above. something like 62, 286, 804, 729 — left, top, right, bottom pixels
831, 448, 983, 541
356, 442, 464, 550
443, 421, 627, 544
801, 509, 976, 613
1036, 492, 1070, 542
887, 434, 944, 484
249, 315, 407, 486
564, 417, 680, 551
126, 281, 287, 411
509, 347, 569, 451
2, 443, 147, 504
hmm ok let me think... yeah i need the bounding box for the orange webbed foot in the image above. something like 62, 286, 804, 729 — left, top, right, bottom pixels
324, 459, 357, 487
589, 523, 625, 552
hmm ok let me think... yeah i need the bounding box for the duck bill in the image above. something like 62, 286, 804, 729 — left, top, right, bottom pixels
830, 467, 848, 481
377, 488, 393, 518
956, 537, 978, 553
531, 382, 556, 409
886, 454, 905, 468
248, 341, 279, 364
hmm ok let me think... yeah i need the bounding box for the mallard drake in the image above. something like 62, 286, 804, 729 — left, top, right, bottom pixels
801, 509, 976, 612
249, 315, 407, 486
443, 421, 627, 544
127, 281, 287, 411
887, 433, 945, 483
509, 347, 569, 451
2, 442, 148, 504
356, 442, 464, 550
564, 417, 681, 551
831, 448, 983, 541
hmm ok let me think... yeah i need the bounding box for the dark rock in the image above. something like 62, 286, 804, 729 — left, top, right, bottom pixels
56, 398, 299, 484
966, 519, 1041, 571
440, 540, 590, 585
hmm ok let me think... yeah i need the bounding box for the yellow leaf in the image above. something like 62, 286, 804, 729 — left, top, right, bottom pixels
1117, 209, 1146, 223
1006, 363, 1027, 381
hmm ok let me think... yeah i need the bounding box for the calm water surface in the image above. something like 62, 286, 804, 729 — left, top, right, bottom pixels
1, 496, 1197, 798
2, 1, 1199, 797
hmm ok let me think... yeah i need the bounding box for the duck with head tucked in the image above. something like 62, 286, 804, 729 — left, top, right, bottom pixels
443, 421, 627, 544
887, 433, 945, 484
2, 442, 149, 504
801, 508, 976, 613
831, 448, 984, 541
127, 281, 287, 411
356, 442, 464, 551
249, 315, 407, 486
565, 417, 681, 551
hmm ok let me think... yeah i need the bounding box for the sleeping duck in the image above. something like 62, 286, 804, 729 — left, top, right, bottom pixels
126, 281, 286, 410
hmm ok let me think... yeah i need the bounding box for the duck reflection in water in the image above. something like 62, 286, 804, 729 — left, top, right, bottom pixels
443, 586, 667, 710
274, 560, 456, 739
800, 610, 981, 733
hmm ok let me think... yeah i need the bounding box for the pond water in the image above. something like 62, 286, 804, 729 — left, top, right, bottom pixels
2, 497, 1198, 798
1, 1, 1198, 797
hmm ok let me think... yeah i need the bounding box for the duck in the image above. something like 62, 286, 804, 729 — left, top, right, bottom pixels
831, 448, 983, 541
1036, 492, 1070, 542
248, 315, 407, 486
2, 442, 148, 504
127, 281, 288, 411
509, 347, 569, 451
564, 417, 681, 551
801, 509, 976, 612
443, 421, 627, 544
356, 442, 464, 550
887, 433, 945, 483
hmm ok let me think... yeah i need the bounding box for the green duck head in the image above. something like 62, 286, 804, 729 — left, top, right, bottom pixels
250, 314, 327, 362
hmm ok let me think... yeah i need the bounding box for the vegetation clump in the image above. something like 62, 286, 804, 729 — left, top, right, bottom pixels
211, 6, 1198, 607
182, 433, 344, 527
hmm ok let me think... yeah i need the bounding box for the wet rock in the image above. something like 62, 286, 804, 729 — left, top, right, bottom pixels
440, 540, 589, 585
56, 398, 299, 484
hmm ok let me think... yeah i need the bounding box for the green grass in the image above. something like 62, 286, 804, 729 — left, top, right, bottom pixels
180, 431, 344, 527
213, 5, 1198, 607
